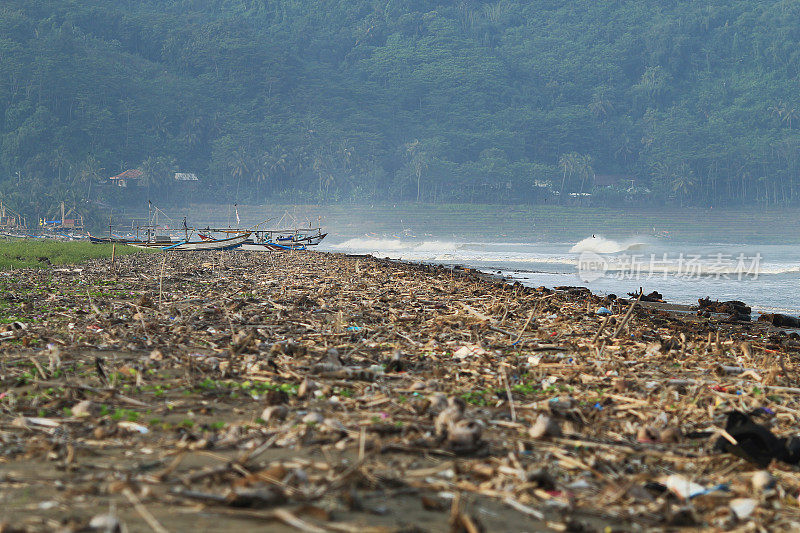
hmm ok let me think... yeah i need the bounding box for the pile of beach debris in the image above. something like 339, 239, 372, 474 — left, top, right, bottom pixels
0, 251, 799, 531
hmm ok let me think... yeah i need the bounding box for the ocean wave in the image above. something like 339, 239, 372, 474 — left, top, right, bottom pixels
570, 235, 648, 254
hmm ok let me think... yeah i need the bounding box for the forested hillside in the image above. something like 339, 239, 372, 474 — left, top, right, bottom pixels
1, 0, 799, 215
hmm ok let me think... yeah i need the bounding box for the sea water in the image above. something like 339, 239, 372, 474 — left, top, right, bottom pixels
323, 236, 800, 315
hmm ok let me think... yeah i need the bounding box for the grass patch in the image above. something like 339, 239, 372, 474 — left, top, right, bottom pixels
0, 241, 146, 269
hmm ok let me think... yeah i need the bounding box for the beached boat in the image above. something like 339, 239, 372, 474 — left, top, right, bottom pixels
248, 228, 326, 251
273, 229, 327, 247
129, 232, 251, 251
237, 238, 296, 251
198, 227, 326, 251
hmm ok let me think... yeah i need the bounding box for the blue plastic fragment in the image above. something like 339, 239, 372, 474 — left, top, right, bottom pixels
689, 484, 730, 499
346, 326, 361, 332
596, 307, 612, 316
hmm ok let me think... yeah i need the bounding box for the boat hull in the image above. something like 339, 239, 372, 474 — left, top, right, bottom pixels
238, 242, 291, 251
128, 233, 250, 251
162, 233, 250, 251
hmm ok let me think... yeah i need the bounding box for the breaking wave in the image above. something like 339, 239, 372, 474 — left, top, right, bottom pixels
570, 236, 648, 254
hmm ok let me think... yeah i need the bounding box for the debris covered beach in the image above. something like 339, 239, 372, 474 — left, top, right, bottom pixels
2, 250, 800, 531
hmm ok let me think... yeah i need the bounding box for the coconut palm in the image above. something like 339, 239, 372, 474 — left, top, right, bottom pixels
79, 155, 103, 199
405, 140, 429, 203
671, 163, 696, 207
227, 149, 250, 198
51, 146, 69, 182
576, 154, 594, 194
558, 152, 579, 203
589, 91, 613, 119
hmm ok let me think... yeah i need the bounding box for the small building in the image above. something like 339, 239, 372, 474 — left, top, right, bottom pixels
174, 172, 198, 181
109, 169, 144, 188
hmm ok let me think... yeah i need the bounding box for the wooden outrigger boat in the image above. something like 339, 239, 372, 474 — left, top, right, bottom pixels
198, 226, 326, 251
90, 206, 323, 252
153, 232, 251, 251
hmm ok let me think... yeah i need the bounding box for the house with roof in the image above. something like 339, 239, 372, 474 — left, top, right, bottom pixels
108, 169, 143, 188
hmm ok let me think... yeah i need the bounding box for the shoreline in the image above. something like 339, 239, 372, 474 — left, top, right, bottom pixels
376, 253, 785, 325
0, 249, 797, 530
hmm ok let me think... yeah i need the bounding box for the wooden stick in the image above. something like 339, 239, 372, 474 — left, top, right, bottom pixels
122, 488, 169, 533
158, 253, 167, 308
501, 367, 517, 422
612, 293, 642, 339
504, 497, 544, 520
512, 309, 536, 344
592, 316, 610, 344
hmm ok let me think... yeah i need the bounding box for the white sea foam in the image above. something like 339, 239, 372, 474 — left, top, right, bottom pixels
569, 236, 648, 254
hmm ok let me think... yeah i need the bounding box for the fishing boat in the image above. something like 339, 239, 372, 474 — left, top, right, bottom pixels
235, 211, 326, 251
273, 229, 327, 247
197, 226, 326, 251
129, 232, 251, 251
241, 228, 326, 251
91, 205, 323, 252
237, 239, 293, 251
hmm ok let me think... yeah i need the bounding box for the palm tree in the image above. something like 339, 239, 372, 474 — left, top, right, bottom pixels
228, 149, 249, 198
266, 147, 288, 192
139, 156, 158, 200
150, 112, 170, 140
614, 134, 635, 164
671, 164, 696, 207
253, 152, 270, 202
181, 116, 203, 149
576, 154, 594, 194
312, 149, 333, 201
784, 106, 798, 129
769, 100, 797, 128
405, 140, 429, 202
120, 98, 136, 149
589, 91, 613, 119
483, 1, 509, 24
51, 146, 68, 182
79, 155, 103, 199
558, 152, 578, 203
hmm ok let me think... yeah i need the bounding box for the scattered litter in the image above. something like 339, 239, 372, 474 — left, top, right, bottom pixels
454, 344, 488, 359
0, 250, 796, 529
730, 498, 758, 520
